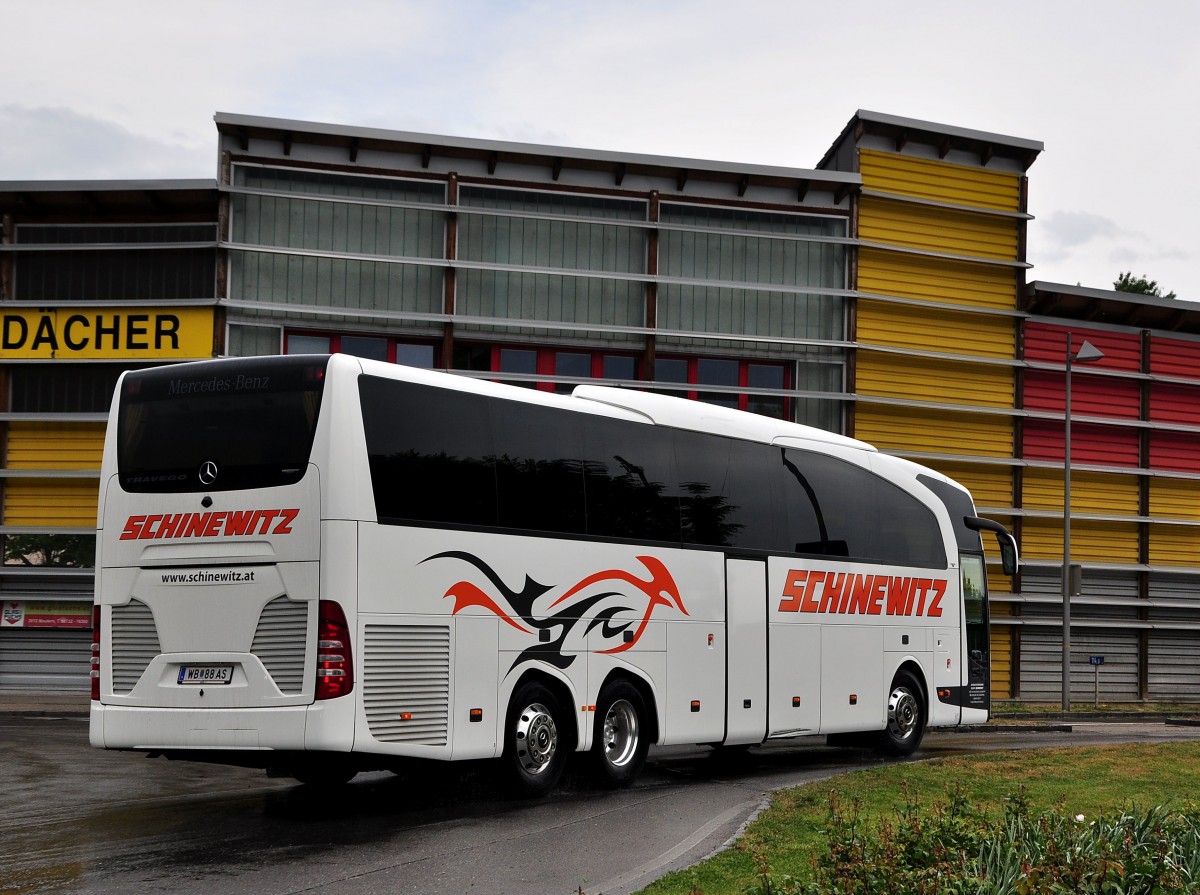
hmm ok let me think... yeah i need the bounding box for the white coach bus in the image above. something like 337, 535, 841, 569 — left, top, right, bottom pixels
90, 353, 1016, 794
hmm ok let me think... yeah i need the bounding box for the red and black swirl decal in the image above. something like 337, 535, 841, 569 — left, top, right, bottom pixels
421, 551, 687, 670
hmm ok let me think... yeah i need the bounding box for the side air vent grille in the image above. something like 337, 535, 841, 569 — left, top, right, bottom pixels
251, 597, 309, 695
363, 625, 451, 745
111, 599, 161, 693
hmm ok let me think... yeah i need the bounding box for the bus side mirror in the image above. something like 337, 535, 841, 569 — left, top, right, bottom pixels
963, 516, 1019, 577
997, 534, 1017, 577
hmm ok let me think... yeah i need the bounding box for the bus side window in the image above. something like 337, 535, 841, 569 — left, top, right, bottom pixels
360, 378, 499, 527
781, 449, 946, 569
491, 400, 586, 536
675, 433, 780, 551
581, 416, 679, 543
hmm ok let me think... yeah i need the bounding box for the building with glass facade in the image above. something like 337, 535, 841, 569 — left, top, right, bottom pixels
3, 110, 1199, 702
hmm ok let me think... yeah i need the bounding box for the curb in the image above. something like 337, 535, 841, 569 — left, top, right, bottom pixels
949, 723, 1073, 733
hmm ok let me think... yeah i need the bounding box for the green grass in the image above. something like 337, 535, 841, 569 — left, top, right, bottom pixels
635, 742, 1200, 895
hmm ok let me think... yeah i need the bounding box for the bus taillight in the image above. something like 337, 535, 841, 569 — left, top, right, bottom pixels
316, 600, 354, 700
90, 605, 101, 701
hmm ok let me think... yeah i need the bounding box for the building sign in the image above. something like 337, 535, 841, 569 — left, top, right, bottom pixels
2, 600, 92, 629
0, 306, 214, 360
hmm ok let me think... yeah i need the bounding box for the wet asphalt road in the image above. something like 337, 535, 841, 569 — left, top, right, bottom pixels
4, 713, 1200, 895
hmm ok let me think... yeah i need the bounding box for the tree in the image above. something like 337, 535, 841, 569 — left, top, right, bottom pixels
2, 534, 95, 567
1114, 271, 1177, 300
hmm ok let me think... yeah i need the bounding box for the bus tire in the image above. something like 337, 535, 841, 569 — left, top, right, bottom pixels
593, 680, 649, 786
878, 670, 926, 757
503, 682, 568, 797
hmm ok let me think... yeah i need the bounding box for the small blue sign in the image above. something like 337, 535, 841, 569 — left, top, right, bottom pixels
1089, 655, 1105, 666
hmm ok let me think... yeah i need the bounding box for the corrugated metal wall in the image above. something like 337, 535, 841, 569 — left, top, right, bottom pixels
858, 249, 1016, 310
855, 300, 1014, 357
6, 422, 105, 469
851, 145, 1024, 700
937, 461, 1013, 509
3, 423, 105, 527
1021, 518, 1141, 564
0, 628, 90, 691
854, 406, 1013, 457
1147, 633, 1200, 699
858, 149, 1023, 210
1147, 524, 1200, 567
1010, 323, 1200, 698
859, 197, 1019, 260
855, 353, 1013, 406
1018, 629, 1140, 701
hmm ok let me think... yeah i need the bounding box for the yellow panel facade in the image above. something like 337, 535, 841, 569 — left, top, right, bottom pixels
6, 422, 106, 470
856, 353, 1013, 408
855, 405, 1013, 457
1150, 478, 1200, 522
860, 196, 1019, 261
1022, 468, 1140, 517
858, 248, 1018, 311
1148, 524, 1200, 567
856, 299, 1014, 359
858, 149, 1022, 211
990, 624, 1012, 699
933, 462, 1013, 510
4, 479, 98, 527
987, 565, 1013, 599
1020, 518, 1140, 563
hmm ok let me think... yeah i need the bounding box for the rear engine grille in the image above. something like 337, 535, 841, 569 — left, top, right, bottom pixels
363, 625, 450, 745
111, 599, 161, 693
252, 597, 309, 695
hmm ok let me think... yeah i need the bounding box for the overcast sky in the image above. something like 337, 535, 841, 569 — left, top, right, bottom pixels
4, 1, 1197, 301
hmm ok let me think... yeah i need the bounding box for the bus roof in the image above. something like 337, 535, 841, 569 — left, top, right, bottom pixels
571, 385, 875, 452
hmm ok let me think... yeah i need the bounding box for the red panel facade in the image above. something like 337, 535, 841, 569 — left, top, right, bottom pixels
1023, 419, 1140, 466
1149, 383, 1200, 425
1022, 322, 1143, 467
1149, 431, 1200, 473
1150, 336, 1200, 380
1024, 369, 1141, 419
1024, 322, 1142, 372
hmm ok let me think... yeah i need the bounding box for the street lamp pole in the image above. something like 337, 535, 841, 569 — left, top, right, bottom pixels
1062, 333, 1104, 711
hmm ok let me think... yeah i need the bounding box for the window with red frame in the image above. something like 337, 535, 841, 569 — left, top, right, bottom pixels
450, 343, 788, 419
285, 332, 437, 368
656, 355, 789, 419
452, 344, 641, 393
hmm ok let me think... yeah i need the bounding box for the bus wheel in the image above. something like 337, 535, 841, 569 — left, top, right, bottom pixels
593, 680, 649, 786
878, 670, 926, 757
504, 682, 567, 797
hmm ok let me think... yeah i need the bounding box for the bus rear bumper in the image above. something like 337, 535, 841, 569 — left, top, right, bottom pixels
90, 702, 311, 752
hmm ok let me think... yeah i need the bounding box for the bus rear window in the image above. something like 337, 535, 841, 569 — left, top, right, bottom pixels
116, 356, 328, 493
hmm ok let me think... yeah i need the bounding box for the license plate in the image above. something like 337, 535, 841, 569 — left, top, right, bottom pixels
177, 664, 234, 685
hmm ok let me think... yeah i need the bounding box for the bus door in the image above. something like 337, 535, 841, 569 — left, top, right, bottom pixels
724, 557, 767, 745
961, 553, 991, 712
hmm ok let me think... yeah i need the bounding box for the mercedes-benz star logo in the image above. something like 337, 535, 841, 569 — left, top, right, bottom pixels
198, 460, 219, 485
